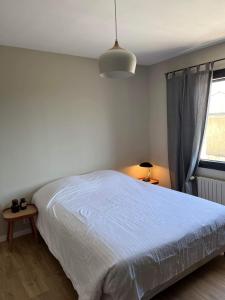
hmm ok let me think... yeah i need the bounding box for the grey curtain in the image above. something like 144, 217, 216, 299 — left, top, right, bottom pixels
166, 63, 213, 194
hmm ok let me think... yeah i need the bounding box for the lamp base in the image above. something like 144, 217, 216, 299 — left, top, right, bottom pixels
142, 178, 150, 182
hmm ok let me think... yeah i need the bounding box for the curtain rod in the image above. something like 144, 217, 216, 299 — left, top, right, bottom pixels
165, 57, 225, 76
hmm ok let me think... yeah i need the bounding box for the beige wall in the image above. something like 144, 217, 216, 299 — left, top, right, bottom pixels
0, 46, 150, 238
2, 41, 225, 239
148, 42, 225, 187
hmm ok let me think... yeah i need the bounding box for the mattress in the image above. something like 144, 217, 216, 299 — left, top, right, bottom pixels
32, 170, 225, 300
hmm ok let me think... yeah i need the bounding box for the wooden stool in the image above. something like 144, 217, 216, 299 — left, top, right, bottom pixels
2, 204, 38, 249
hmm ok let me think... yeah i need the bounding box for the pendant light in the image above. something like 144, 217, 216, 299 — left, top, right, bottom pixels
99, 0, 137, 79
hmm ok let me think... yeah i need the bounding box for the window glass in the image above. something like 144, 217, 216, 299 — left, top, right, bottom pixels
200, 78, 225, 162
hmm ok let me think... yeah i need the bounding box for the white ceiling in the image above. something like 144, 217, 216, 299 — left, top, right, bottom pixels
1, 0, 225, 65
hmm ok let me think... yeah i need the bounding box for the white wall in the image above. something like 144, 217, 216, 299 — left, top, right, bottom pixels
0, 46, 150, 238
148, 41, 225, 187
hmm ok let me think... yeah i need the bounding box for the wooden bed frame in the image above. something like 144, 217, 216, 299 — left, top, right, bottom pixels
144, 247, 225, 299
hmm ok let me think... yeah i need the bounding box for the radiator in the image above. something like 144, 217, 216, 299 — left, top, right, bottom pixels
197, 177, 225, 204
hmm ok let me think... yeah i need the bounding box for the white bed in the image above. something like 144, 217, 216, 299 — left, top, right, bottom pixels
32, 170, 225, 300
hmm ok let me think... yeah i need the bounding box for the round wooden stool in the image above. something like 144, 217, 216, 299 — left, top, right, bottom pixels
2, 204, 38, 249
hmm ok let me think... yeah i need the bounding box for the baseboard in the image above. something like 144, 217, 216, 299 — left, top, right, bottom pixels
0, 228, 32, 243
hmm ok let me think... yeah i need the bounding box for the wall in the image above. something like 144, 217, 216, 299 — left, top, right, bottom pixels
148, 41, 225, 187
0, 46, 150, 239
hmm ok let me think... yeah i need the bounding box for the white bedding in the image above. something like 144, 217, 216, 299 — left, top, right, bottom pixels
33, 170, 225, 300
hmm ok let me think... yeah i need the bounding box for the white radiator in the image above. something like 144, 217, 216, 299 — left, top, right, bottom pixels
197, 177, 225, 204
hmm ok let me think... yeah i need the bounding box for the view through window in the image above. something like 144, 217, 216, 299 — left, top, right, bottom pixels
201, 77, 225, 162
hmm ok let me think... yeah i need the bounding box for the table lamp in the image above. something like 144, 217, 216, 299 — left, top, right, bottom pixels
139, 162, 153, 182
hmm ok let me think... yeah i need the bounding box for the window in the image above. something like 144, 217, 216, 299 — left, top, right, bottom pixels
199, 69, 225, 171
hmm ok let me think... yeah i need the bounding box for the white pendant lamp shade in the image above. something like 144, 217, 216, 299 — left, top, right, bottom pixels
99, 0, 137, 79
99, 41, 136, 79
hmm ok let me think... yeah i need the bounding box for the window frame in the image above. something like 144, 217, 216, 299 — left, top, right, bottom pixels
199, 160, 225, 171
199, 68, 225, 171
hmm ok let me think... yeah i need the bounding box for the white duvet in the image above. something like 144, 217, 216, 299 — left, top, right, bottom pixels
33, 170, 225, 300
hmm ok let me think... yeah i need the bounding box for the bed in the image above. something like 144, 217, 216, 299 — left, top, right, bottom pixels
32, 170, 225, 300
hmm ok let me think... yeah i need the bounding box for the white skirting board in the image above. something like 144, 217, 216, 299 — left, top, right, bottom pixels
0, 228, 31, 243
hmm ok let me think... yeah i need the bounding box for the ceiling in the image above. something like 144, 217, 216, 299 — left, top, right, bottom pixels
1, 0, 225, 65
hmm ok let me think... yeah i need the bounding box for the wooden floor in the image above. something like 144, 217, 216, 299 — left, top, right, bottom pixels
1, 235, 225, 300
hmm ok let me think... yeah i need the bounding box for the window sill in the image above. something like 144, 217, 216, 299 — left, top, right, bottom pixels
199, 160, 225, 171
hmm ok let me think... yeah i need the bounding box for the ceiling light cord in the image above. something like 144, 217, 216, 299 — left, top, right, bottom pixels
114, 0, 118, 42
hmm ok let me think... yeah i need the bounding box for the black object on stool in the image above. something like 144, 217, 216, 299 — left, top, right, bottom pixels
20, 198, 27, 210
11, 199, 20, 213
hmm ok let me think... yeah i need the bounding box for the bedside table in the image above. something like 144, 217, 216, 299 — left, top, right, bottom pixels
139, 178, 159, 185
149, 179, 159, 185
2, 204, 38, 249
